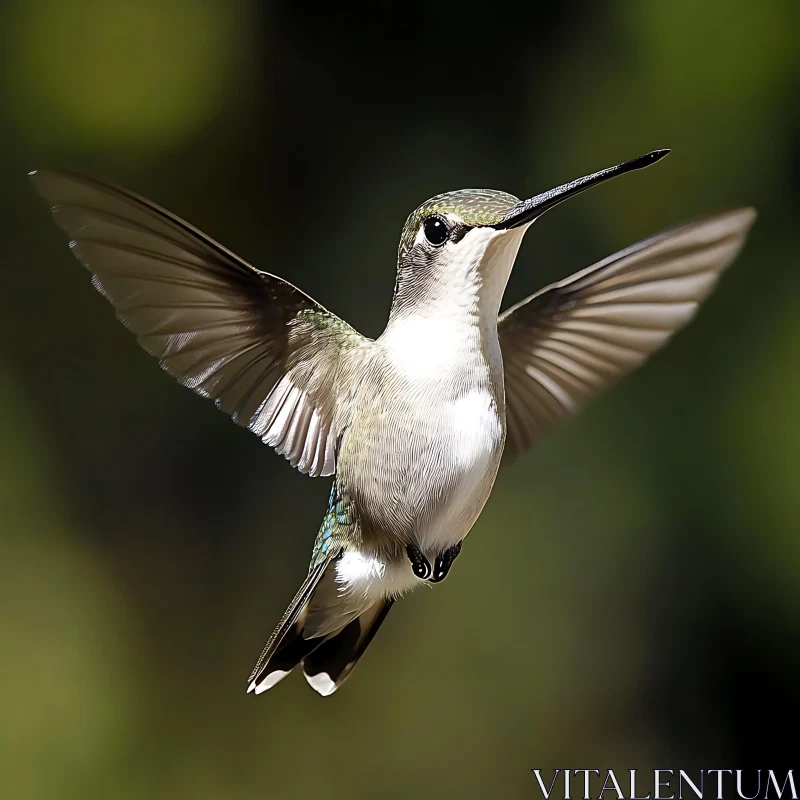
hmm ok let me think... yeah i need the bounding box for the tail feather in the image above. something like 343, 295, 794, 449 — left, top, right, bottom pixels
303, 599, 394, 696
247, 558, 331, 694
247, 554, 393, 697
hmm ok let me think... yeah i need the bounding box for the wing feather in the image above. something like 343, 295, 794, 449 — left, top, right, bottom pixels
31, 169, 369, 476
499, 208, 756, 462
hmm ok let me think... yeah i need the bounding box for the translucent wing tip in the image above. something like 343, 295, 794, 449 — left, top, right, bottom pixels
714, 206, 757, 235
708, 207, 758, 254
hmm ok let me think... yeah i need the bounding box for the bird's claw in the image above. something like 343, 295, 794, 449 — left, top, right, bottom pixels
406, 543, 432, 580
407, 541, 463, 582
429, 541, 462, 583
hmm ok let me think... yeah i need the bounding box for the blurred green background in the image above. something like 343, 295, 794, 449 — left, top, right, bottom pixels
1, 1, 799, 798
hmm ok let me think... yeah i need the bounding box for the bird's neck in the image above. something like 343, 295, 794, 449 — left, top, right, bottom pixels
383, 277, 487, 377
384, 227, 526, 348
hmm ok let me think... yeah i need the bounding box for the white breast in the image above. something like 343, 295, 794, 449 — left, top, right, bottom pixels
383, 315, 470, 381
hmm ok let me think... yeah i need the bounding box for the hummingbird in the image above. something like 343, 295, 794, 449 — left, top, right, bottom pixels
30, 150, 755, 697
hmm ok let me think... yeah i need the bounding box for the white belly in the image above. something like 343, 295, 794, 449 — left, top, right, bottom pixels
343, 379, 504, 546
334, 385, 503, 605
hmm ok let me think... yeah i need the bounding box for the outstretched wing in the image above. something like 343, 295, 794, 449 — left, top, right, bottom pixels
30, 169, 369, 476
498, 208, 756, 462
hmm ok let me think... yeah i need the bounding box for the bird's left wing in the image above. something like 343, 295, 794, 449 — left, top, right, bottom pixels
30, 169, 369, 476
498, 208, 756, 463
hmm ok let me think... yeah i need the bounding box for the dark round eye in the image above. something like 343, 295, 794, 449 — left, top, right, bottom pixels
422, 215, 449, 246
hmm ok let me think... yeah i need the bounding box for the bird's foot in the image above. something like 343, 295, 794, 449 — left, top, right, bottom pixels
429, 541, 463, 583
406, 543, 432, 580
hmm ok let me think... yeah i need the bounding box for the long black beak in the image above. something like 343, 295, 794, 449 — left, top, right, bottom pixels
493, 149, 670, 230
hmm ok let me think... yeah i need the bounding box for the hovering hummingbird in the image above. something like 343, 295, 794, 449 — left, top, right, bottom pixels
30, 150, 755, 697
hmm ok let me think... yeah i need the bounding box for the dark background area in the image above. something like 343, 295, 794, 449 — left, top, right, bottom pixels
1, 1, 798, 798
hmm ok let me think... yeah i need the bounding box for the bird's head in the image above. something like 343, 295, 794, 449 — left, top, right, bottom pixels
390, 150, 670, 320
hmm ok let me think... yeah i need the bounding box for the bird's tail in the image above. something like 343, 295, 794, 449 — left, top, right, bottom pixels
247, 556, 393, 696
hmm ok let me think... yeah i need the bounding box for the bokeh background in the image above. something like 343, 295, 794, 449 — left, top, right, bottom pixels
1, 1, 799, 798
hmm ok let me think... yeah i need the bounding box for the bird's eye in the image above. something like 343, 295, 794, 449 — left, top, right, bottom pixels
422, 215, 449, 246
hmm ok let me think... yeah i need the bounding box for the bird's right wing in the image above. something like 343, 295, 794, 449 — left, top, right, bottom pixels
498, 208, 756, 462
30, 169, 369, 476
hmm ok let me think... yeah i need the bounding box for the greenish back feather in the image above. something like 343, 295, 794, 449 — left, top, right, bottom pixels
310, 478, 358, 570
